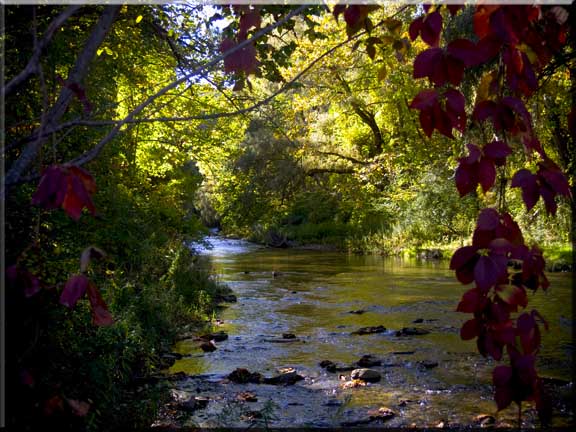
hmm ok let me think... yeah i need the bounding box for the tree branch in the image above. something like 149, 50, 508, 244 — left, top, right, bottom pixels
68, 5, 311, 168
314, 150, 369, 165
306, 167, 355, 176
4, 5, 121, 189
3, 5, 82, 97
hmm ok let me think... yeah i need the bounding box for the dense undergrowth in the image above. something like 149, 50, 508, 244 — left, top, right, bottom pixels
6, 176, 231, 431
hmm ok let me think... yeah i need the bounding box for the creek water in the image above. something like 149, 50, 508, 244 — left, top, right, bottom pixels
166, 236, 574, 428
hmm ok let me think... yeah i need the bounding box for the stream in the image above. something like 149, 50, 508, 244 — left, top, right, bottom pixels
160, 236, 574, 428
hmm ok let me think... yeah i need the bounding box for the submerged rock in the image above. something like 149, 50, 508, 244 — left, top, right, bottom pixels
227, 368, 263, 384
418, 360, 438, 369
348, 309, 366, 314
263, 370, 304, 385
357, 354, 382, 367
263, 337, 301, 343
319, 360, 354, 373
351, 368, 381, 383
351, 325, 387, 335
395, 327, 430, 336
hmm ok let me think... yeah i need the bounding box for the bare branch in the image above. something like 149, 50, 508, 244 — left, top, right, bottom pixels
3, 5, 82, 97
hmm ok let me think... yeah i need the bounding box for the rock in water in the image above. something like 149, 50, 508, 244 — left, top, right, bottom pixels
351, 325, 387, 335
395, 327, 430, 336
348, 309, 366, 314
351, 368, 381, 383
357, 354, 382, 367
418, 360, 438, 369
200, 341, 217, 352
227, 368, 263, 384
263, 371, 304, 385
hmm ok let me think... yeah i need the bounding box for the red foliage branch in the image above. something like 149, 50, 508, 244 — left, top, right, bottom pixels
407, 4, 571, 425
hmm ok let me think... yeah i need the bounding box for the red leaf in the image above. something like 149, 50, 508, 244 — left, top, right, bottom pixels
502, 96, 532, 132
476, 34, 502, 63
539, 185, 557, 215
409, 17, 423, 41
409, 89, 438, 110
421, 11, 442, 47
490, 8, 519, 46
464, 143, 481, 164
517, 313, 540, 354
473, 100, 497, 123
445, 89, 466, 132
432, 103, 453, 138
69, 166, 96, 196
455, 162, 477, 197
86, 283, 114, 326
419, 109, 434, 137
456, 288, 487, 313
31, 166, 68, 210
60, 274, 89, 308
62, 175, 88, 220
239, 10, 261, 38
493, 364, 512, 386
332, 5, 346, 22
447, 38, 481, 67
498, 213, 525, 246
539, 159, 571, 197
474, 255, 502, 290
478, 158, 496, 192
484, 140, 512, 164
477, 208, 500, 231
474, 5, 500, 39
413, 48, 443, 81
344, 5, 363, 28
461, 318, 480, 340
450, 246, 479, 285
489, 238, 512, 255
497, 284, 528, 309
511, 169, 540, 211
493, 365, 514, 410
